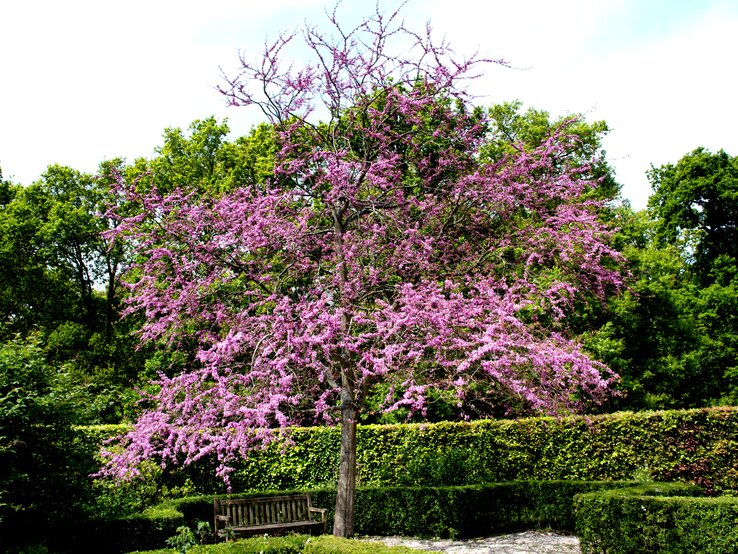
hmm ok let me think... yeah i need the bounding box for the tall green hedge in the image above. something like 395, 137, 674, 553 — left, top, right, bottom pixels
82, 407, 738, 496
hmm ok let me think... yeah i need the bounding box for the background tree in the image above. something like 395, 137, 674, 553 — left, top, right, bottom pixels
0, 119, 278, 422
624, 149, 738, 406
0, 331, 92, 547
483, 100, 620, 202
648, 147, 738, 286
37, 165, 107, 330
0, 163, 143, 421
101, 5, 625, 537
584, 151, 738, 409
0, 168, 11, 206
125, 117, 277, 197
0, 176, 78, 336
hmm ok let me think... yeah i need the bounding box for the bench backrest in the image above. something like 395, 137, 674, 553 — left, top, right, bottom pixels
215, 494, 314, 527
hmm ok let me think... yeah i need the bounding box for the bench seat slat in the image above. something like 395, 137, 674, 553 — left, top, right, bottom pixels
230, 520, 323, 533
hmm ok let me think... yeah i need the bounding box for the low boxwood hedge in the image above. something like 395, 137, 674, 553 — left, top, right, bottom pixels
38, 495, 214, 553
57, 481, 738, 553
346, 480, 640, 538
75, 481, 636, 552
304, 535, 441, 554
575, 483, 738, 553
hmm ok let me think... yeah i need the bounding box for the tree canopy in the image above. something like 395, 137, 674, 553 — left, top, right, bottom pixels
586, 149, 738, 409
648, 147, 738, 286
484, 101, 619, 202
100, 4, 625, 537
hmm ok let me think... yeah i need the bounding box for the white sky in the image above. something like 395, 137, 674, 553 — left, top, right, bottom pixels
1, 0, 737, 209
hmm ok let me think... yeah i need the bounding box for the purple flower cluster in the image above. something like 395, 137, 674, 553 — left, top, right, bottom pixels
99, 4, 625, 487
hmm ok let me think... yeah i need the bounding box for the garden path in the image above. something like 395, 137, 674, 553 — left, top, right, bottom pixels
361, 530, 581, 553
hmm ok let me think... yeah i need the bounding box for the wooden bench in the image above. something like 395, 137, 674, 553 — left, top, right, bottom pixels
213, 493, 327, 540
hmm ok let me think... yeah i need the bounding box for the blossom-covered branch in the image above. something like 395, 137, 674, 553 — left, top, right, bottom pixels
100, 3, 625, 537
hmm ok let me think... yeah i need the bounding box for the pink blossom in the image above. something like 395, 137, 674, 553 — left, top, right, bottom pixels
99, 4, 625, 487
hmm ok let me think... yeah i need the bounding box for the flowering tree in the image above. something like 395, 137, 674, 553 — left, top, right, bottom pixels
101, 5, 624, 537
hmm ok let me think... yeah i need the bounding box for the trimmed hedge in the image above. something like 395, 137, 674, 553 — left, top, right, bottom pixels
81, 407, 738, 499
345, 481, 641, 538
30, 495, 214, 553
59, 481, 738, 553
575, 484, 738, 553
308, 407, 738, 493
81, 481, 638, 552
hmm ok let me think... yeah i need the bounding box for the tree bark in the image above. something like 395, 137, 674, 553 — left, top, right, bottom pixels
333, 396, 358, 538
331, 200, 359, 538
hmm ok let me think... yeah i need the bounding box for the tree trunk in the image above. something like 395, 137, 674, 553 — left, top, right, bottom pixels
105, 260, 118, 341
331, 205, 358, 538
333, 398, 358, 538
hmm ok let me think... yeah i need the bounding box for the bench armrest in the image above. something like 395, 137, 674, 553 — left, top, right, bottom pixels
309, 507, 327, 522
215, 515, 230, 523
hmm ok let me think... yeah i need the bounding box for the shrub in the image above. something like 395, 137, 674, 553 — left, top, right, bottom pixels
166, 525, 198, 553
0, 333, 94, 549
573, 483, 738, 553
70, 407, 738, 550
62, 481, 738, 552
81, 407, 738, 500
122, 480, 638, 550
53, 496, 211, 553
135, 534, 306, 554
348, 481, 640, 538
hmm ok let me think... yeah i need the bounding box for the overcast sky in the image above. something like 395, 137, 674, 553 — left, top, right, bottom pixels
1, 0, 737, 209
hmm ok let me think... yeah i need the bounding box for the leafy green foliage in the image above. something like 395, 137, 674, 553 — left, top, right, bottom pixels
584, 204, 738, 409
117, 481, 650, 553
0, 164, 126, 336
139, 533, 434, 554
648, 147, 738, 286
23, 404, 738, 551
167, 525, 198, 554
398, 448, 478, 487
0, 167, 13, 206
342, 481, 632, 538
0, 333, 93, 544
127, 118, 277, 197
575, 484, 738, 554
0, 162, 147, 422
596, 147, 738, 409
36, 479, 729, 552
304, 535, 440, 554
1, 118, 281, 427
0, 334, 176, 552
83, 407, 738, 502
483, 100, 619, 201
0, 179, 79, 335
166, 522, 212, 554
